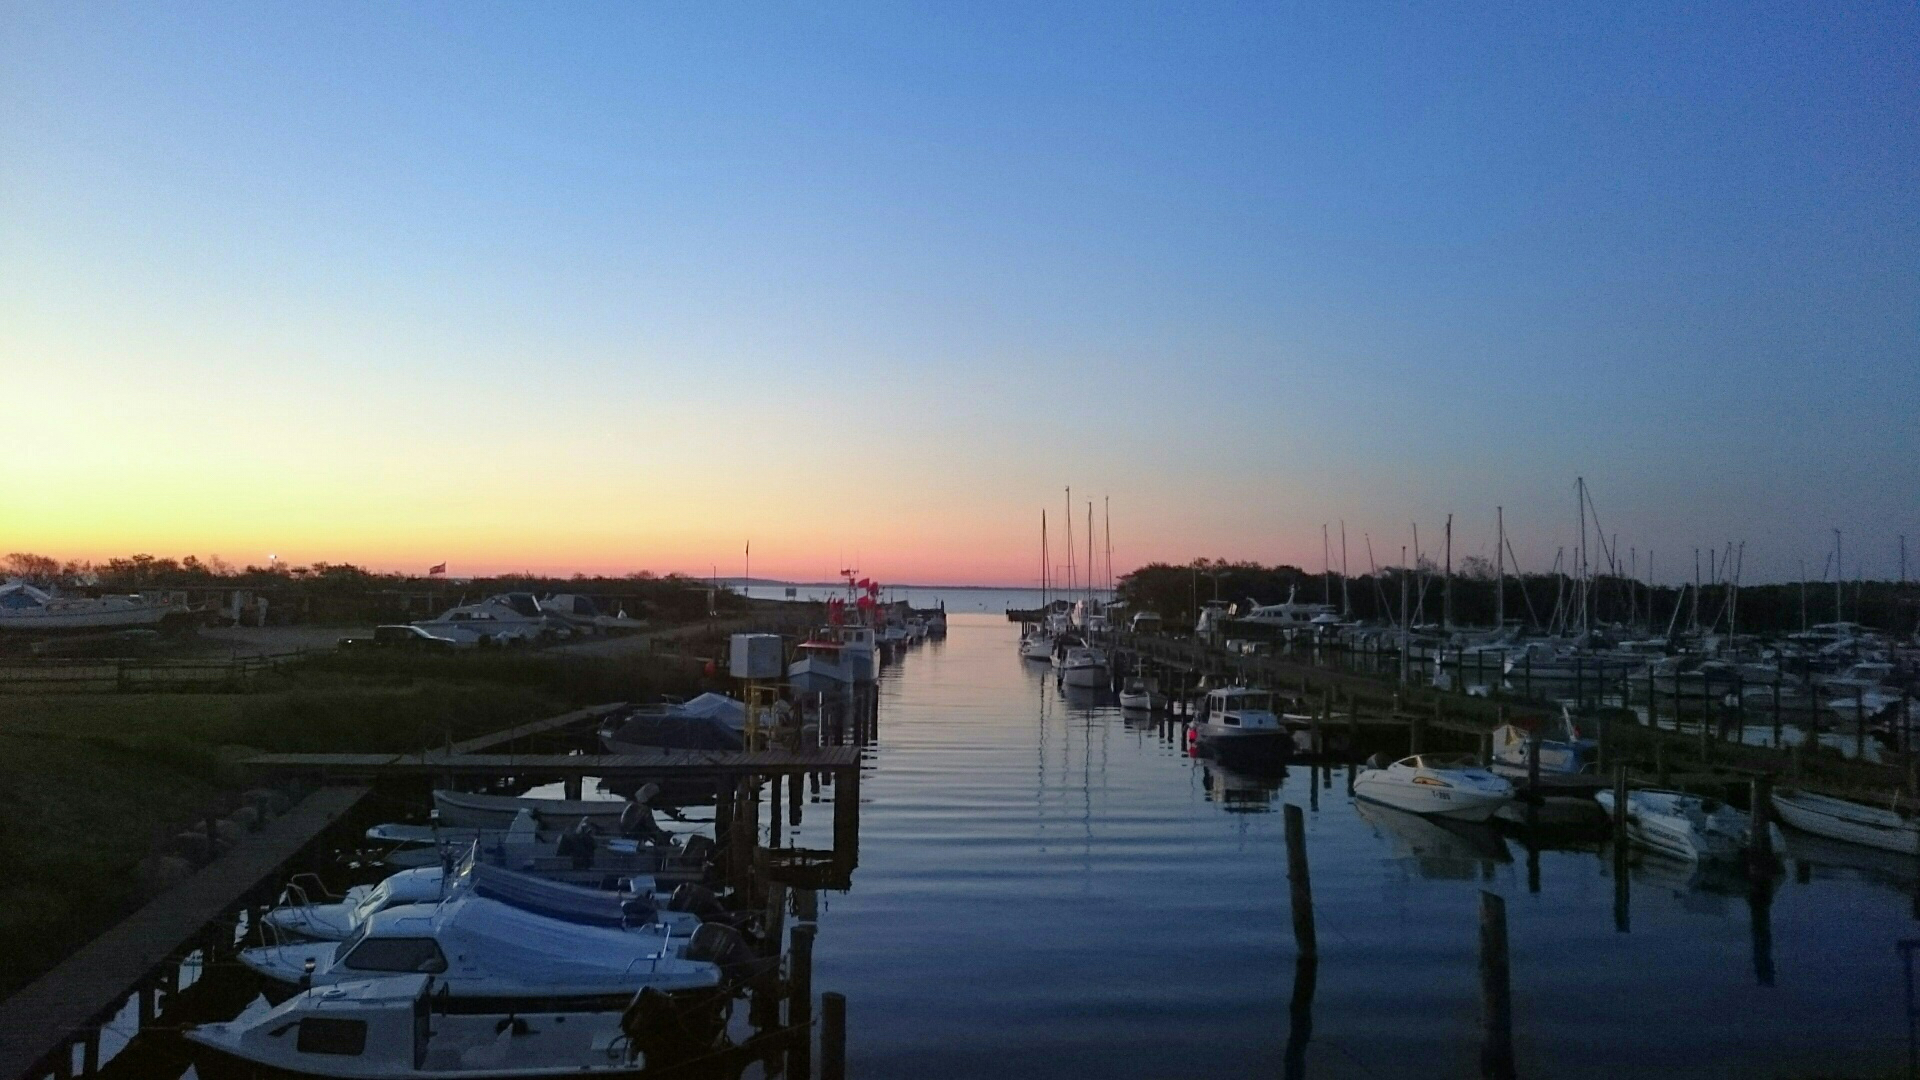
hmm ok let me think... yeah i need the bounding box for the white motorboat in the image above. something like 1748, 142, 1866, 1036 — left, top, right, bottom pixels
1116, 676, 1166, 713
0, 580, 178, 632
1771, 788, 1920, 854
1056, 645, 1109, 688
412, 598, 547, 648
1352, 755, 1515, 822
184, 974, 723, 1079
433, 790, 631, 831
262, 867, 452, 942
1595, 788, 1781, 863
788, 637, 851, 695
240, 863, 717, 1001
1191, 687, 1290, 763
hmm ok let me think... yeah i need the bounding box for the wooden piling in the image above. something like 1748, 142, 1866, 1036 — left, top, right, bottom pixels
821, 992, 847, 1080
1749, 776, 1774, 878
1479, 891, 1515, 1080
714, 778, 736, 884
1611, 765, 1628, 840
1284, 804, 1316, 960
788, 924, 816, 1080
769, 774, 784, 848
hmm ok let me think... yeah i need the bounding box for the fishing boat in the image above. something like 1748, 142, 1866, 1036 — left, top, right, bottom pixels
1117, 675, 1165, 713
0, 580, 178, 632
836, 626, 878, 682
1488, 707, 1597, 780
788, 637, 851, 695
1770, 788, 1920, 854
1352, 755, 1514, 822
1056, 645, 1109, 689
184, 974, 728, 1079
1190, 687, 1291, 765
240, 863, 720, 1002
1595, 788, 1781, 863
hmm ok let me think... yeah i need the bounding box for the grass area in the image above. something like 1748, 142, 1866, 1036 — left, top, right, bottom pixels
0, 648, 715, 999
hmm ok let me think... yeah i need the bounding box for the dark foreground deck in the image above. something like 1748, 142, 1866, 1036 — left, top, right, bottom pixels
243, 746, 863, 779
0, 784, 369, 1080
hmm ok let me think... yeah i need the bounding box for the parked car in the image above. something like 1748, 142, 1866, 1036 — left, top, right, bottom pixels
337, 625, 463, 650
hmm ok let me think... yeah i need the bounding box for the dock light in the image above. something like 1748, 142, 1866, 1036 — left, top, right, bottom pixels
300, 957, 316, 990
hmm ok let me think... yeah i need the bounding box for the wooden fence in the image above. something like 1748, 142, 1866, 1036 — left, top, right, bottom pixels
0, 652, 308, 694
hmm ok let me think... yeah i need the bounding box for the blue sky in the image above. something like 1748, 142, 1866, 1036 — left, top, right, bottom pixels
2, 3, 1915, 583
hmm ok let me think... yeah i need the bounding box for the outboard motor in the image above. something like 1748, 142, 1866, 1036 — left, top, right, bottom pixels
667, 882, 724, 918
620, 987, 728, 1068
683, 921, 765, 982
679, 834, 717, 864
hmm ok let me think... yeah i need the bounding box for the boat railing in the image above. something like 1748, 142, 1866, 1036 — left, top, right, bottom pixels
622, 924, 674, 975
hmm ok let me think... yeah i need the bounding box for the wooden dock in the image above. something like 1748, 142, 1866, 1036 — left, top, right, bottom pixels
0, 784, 369, 1080
244, 746, 863, 779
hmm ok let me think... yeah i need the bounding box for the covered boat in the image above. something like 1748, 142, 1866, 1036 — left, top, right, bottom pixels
1596, 788, 1782, 863
1352, 755, 1514, 822
1770, 788, 1920, 854
0, 579, 177, 632
597, 694, 746, 753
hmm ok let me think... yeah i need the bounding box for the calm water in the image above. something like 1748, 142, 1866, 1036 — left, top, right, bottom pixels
797, 613, 1914, 1079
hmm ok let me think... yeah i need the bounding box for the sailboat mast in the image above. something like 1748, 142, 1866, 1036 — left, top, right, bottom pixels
1064, 487, 1075, 600
1322, 524, 1332, 607
1041, 510, 1049, 607
1834, 529, 1843, 622
1085, 501, 1094, 609
1495, 506, 1505, 632
1103, 497, 1114, 603
1443, 513, 1453, 632
1576, 477, 1588, 635
1339, 521, 1350, 617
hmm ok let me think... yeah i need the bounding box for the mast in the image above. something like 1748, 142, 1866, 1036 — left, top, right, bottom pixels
1064, 487, 1074, 601
1576, 477, 1588, 636
1691, 548, 1701, 633
1085, 501, 1095, 610
1040, 510, 1049, 607
1496, 507, 1505, 632
1411, 523, 1423, 625
1104, 496, 1114, 603
1799, 558, 1807, 631
1322, 524, 1332, 608
1399, 546, 1410, 684
1443, 513, 1453, 632
1834, 529, 1843, 622
1339, 521, 1351, 617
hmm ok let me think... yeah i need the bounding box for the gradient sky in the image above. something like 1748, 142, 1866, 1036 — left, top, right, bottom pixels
3, 3, 1916, 586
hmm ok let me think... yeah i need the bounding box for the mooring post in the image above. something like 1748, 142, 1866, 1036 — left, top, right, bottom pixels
1857, 693, 1868, 761
563, 773, 583, 801
833, 762, 861, 875
770, 774, 785, 848
81, 1027, 99, 1075
1284, 804, 1317, 960
821, 992, 847, 1080
788, 924, 816, 1080
1647, 671, 1658, 730
1611, 765, 1628, 841
1749, 776, 1774, 880
714, 777, 736, 885
1479, 891, 1515, 1080
1410, 707, 1426, 756
1772, 681, 1783, 748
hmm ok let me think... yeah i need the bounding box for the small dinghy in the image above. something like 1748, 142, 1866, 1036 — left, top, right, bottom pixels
185, 974, 729, 1079
1352, 754, 1514, 822
1117, 676, 1165, 713
1770, 788, 1920, 854
1595, 788, 1783, 864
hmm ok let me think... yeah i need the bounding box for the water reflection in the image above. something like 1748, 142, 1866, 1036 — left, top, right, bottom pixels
1199, 761, 1285, 813
1353, 799, 1512, 878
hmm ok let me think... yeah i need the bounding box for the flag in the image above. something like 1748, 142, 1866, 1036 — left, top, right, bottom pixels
428, 563, 446, 575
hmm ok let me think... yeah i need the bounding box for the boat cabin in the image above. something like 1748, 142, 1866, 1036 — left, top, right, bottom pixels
1197, 688, 1281, 730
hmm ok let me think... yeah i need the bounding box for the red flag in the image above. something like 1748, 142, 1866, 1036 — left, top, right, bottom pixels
428, 563, 446, 576
856, 578, 872, 590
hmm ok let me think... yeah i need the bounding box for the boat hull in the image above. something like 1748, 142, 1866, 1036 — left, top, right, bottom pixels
1772, 790, 1920, 854
1352, 778, 1511, 822
433, 791, 629, 831
1059, 664, 1108, 688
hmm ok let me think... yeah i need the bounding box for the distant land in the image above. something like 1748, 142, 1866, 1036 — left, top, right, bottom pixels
717, 578, 1033, 591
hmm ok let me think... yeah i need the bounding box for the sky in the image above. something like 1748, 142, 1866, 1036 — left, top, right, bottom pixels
2, 2, 1916, 586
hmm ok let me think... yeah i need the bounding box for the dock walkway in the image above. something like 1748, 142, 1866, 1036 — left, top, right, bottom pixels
0, 784, 369, 1080
244, 746, 862, 779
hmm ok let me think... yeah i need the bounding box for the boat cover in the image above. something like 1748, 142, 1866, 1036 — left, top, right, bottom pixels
467, 862, 656, 928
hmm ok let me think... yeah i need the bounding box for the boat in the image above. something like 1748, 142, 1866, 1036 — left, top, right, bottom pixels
263, 862, 679, 943
432, 791, 631, 831
788, 637, 851, 695
1055, 645, 1109, 688
1117, 675, 1166, 713
411, 598, 548, 648
836, 626, 878, 682
1352, 754, 1514, 822
184, 974, 728, 1079
363, 818, 698, 881
1595, 788, 1781, 863
239, 862, 720, 1001
1019, 630, 1054, 661
1190, 687, 1291, 766
1488, 707, 1597, 780
598, 694, 747, 753
0, 579, 178, 632
1770, 788, 1920, 854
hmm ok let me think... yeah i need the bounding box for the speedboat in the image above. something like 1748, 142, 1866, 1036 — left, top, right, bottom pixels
184, 974, 727, 1079
788, 637, 851, 695
1056, 645, 1109, 688
1190, 687, 1290, 765
1352, 755, 1514, 822
262, 864, 674, 943
1117, 676, 1166, 713
1595, 788, 1782, 863
1770, 788, 1920, 854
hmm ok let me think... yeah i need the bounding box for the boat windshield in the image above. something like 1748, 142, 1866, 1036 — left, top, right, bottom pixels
1226, 693, 1273, 713
1407, 754, 1480, 770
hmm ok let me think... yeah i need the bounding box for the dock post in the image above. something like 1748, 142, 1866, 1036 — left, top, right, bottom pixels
1525, 726, 1542, 830
788, 924, 816, 1080
563, 774, 583, 801
1647, 672, 1658, 730
715, 778, 736, 885
1346, 688, 1359, 750
1284, 804, 1317, 960
1479, 891, 1515, 1080
1410, 707, 1426, 756
1611, 765, 1628, 839
81, 1028, 99, 1075
1749, 776, 1775, 880
1772, 681, 1783, 749
796, 886, 818, 923
1655, 738, 1669, 786
770, 774, 784, 848
138, 983, 156, 1026
821, 992, 847, 1080
1857, 694, 1868, 761
832, 762, 860, 876
52, 1043, 73, 1080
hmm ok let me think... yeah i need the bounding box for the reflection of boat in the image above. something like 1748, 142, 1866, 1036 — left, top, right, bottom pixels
1201, 763, 1283, 812
1353, 798, 1511, 877
1596, 789, 1780, 864
1353, 755, 1514, 822
1771, 788, 1920, 854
